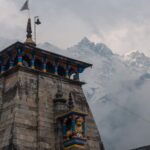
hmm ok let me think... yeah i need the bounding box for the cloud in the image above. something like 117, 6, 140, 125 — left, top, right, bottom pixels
90, 70, 150, 150
1, 0, 150, 55
1, 1, 150, 149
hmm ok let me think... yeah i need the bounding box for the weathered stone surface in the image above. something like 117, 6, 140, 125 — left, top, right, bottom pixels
0, 67, 103, 150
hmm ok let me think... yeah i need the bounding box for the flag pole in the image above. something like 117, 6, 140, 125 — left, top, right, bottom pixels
34, 16, 41, 44
21, 0, 41, 45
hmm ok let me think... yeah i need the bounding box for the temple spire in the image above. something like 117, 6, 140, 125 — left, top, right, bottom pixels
25, 18, 36, 47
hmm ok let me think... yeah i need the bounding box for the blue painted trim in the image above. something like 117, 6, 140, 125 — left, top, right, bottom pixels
64, 138, 86, 147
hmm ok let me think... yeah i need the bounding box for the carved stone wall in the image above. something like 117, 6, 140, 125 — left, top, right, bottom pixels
0, 67, 103, 150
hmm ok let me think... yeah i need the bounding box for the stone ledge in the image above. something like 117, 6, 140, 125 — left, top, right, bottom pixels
0, 66, 86, 86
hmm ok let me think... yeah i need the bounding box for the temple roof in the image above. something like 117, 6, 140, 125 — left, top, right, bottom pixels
0, 41, 92, 69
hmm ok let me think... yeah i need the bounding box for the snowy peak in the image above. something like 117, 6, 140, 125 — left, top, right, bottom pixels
124, 51, 150, 69
94, 43, 113, 56
78, 37, 95, 48
68, 37, 113, 58
125, 51, 146, 59
79, 37, 92, 44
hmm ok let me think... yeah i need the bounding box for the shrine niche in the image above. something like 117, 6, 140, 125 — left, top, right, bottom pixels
57, 93, 87, 150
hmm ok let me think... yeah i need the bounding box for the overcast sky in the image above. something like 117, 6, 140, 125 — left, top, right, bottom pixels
1, 0, 150, 55
1, 1, 150, 149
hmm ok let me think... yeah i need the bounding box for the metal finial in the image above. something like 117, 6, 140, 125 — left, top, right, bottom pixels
27, 18, 32, 38
25, 18, 36, 47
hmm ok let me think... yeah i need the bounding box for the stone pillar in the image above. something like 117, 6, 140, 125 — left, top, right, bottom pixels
17, 48, 23, 66
65, 65, 71, 78
65, 69, 69, 78
43, 63, 46, 72
54, 62, 59, 75
73, 72, 79, 81
9, 59, 14, 69
42, 57, 47, 73
31, 53, 35, 69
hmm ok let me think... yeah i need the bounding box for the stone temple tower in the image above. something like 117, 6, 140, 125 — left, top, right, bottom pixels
0, 18, 104, 150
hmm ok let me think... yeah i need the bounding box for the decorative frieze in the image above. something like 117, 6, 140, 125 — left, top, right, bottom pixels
0, 42, 92, 81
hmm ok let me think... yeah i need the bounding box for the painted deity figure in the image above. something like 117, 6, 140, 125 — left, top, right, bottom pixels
64, 116, 85, 140
75, 117, 84, 138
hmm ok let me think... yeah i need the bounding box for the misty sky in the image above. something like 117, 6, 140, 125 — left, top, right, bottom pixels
1, 0, 150, 55
1, 1, 150, 150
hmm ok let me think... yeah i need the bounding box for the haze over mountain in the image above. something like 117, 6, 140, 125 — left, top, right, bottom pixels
1, 38, 150, 150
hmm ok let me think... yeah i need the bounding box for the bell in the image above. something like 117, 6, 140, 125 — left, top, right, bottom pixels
35, 18, 41, 25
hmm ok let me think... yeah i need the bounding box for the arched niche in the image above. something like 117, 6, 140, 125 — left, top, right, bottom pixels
58, 65, 66, 77
22, 54, 31, 67
34, 58, 43, 71
46, 62, 55, 74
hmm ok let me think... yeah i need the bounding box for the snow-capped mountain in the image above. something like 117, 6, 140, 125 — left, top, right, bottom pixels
40, 38, 150, 150
65, 38, 150, 150
66, 37, 113, 61
124, 51, 150, 71
1, 37, 150, 150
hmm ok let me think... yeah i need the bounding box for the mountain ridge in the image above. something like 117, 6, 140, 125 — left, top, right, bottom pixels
1, 37, 150, 150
